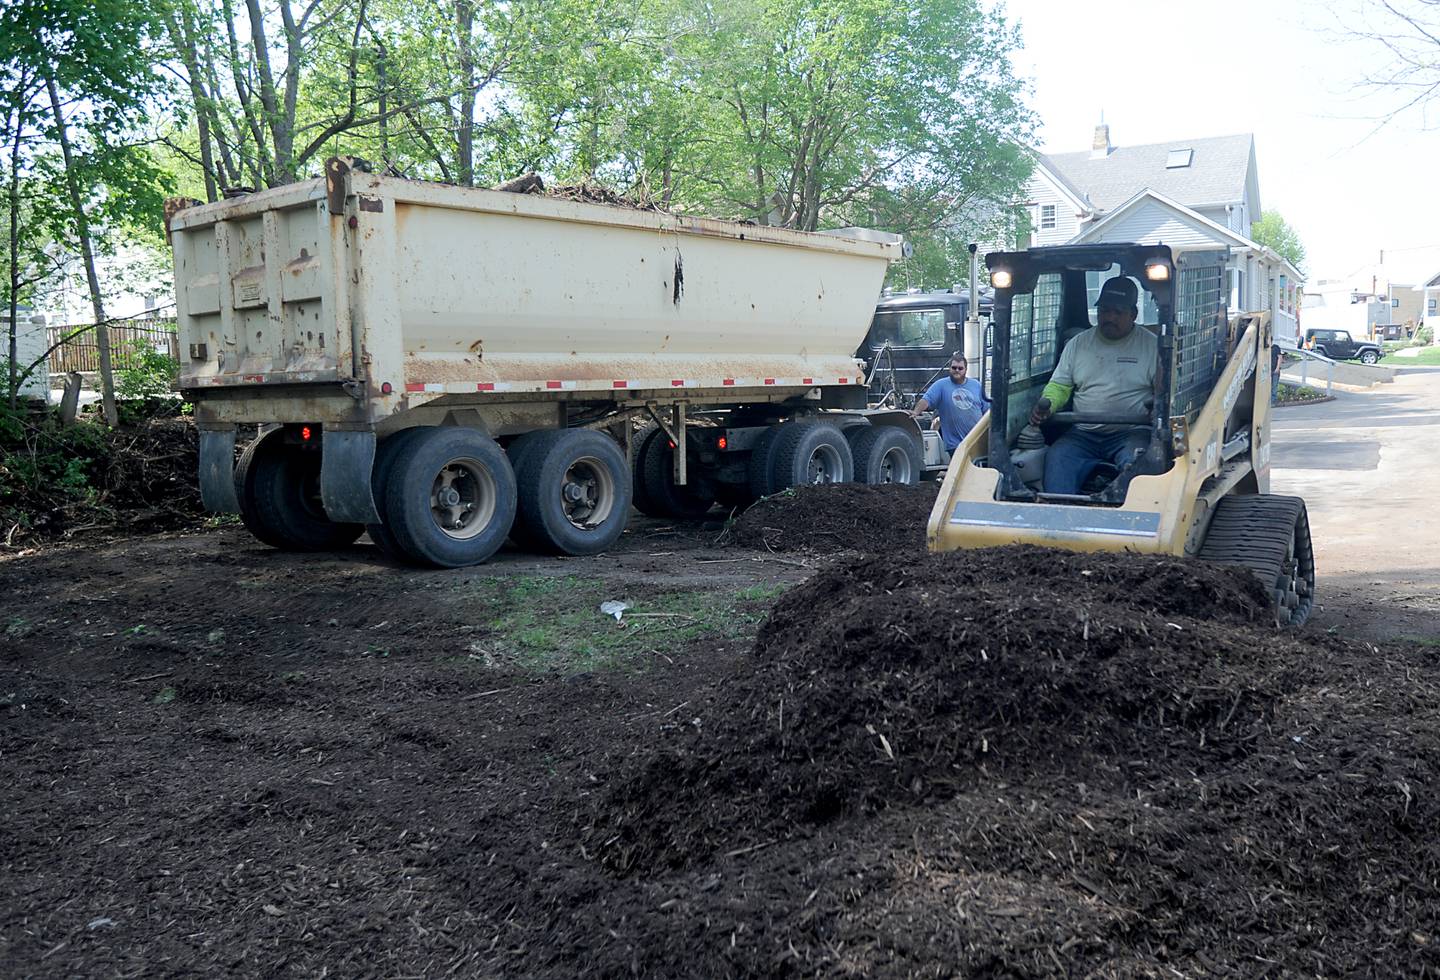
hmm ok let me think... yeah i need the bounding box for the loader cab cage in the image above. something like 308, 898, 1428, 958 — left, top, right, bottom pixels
982, 243, 1230, 504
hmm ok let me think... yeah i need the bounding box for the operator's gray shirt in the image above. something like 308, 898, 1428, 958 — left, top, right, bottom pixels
1049, 326, 1157, 432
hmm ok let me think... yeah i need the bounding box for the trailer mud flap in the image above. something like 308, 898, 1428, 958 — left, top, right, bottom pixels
948, 501, 1161, 540
199, 428, 240, 514
321, 430, 381, 524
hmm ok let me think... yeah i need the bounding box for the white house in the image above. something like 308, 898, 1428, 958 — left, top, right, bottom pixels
1024, 126, 1302, 343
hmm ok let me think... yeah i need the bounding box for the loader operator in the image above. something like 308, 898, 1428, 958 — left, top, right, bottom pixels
1029, 275, 1156, 495
912, 352, 989, 452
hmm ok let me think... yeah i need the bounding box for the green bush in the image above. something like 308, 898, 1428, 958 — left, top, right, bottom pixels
1418, 325, 1433, 345
0, 402, 112, 538
115, 342, 182, 423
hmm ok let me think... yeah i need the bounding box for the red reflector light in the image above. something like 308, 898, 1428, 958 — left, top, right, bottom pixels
381, 381, 393, 395
300, 426, 313, 441
717, 436, 728, 450
667, 440, 676, 450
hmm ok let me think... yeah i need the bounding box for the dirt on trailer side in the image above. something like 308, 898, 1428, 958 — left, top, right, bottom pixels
4, 517, 1438, 978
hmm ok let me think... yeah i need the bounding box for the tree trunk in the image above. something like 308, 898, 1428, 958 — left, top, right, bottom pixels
167, 2, 219, 201
46, 75, 117, 427
455, 0, 477, 186
7, 104, 21, 409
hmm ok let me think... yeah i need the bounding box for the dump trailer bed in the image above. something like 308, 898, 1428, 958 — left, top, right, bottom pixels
167, 159, 908, 566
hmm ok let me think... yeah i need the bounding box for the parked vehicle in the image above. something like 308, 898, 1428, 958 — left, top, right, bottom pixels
856, 288, 992, 406
166, 158, 930, 567
1303, 328, 1382, 364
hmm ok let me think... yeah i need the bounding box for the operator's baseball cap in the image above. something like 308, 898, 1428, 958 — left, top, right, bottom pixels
1095, 276, 1138, 310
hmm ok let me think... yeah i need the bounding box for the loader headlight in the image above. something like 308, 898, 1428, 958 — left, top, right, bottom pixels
1145, 260, 1171, 282
991, 268, 1012, 289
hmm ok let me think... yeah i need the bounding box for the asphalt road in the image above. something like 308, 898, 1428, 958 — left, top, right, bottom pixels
1270, 367, 1440, 639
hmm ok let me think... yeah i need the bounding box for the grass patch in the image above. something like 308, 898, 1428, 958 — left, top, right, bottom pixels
1380, 346, 1440, 366
458, 574, 787, 673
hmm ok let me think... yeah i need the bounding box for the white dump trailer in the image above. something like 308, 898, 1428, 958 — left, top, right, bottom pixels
167, 158, 918, 566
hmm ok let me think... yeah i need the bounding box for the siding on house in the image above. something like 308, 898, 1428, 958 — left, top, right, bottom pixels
1094, 203, 1217, 247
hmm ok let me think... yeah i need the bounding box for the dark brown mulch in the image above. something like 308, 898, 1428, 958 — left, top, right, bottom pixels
494, 172, 664, 211
579, 546, 1440, 976
729, 482, 940, 554
4, 526, 1438, 977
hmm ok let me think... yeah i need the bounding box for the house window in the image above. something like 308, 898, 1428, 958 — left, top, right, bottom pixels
1166, 148, 1194, 168
1429, 298, 1437, 314
1040, 204, 1056, 230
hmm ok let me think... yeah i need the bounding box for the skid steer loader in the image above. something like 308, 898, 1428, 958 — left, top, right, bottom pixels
927, 243, 1315, 626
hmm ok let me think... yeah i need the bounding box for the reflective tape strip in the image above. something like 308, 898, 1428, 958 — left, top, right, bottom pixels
722, 379, 735, 386
802, 377, 814, 385
764, 378, 776, 385
612, 380, 630, 389
405, 382, 426, 393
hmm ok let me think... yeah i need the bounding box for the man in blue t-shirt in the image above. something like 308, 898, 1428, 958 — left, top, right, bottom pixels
911, 352, 989, 451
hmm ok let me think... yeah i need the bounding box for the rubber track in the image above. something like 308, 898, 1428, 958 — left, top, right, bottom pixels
1196, 494, 1310, 611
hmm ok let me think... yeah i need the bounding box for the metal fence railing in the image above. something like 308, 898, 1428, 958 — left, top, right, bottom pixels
46, 318, 179, 375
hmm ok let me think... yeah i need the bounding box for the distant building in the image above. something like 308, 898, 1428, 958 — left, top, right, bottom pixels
1024, 126, 1302, 343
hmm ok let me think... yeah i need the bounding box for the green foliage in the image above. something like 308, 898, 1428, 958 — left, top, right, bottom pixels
1250, 210, 1307, 275
0, 401, 111, 537
116, 341, 178, 401
1418, 324, 1433, 344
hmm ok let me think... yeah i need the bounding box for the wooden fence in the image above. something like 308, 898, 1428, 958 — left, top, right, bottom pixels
46, 318, 180, 375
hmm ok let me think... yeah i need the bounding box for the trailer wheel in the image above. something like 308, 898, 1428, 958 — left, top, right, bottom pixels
746, 425, 784, 500
382, 427, 517, 568
764, 420, 854, 490
234, 427, 289, 549
514, 429, 633, 555
847, 425, 921, 485
635, 427, 715, 519
243, 437, 365, 552
366, 427, 431, 561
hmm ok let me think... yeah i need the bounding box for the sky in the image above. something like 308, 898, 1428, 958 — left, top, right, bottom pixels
1009, 0, 1440, 287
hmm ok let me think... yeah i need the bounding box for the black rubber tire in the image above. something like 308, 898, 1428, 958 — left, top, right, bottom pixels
382, 427, 517, 568
366, 427, 431, 560
1360, 350, 1379, 365
846, 425, 922, 485
630, 426, 660, 518
504, 430, 560, 550
764, 420, 854, 490
245, 440, 365, 552
234, 427, 290, 549
514, 429, 633, 555
636, 427, 715, 519
746, 425, 784, 500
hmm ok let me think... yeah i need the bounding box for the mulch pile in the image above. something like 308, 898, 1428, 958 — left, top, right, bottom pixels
729, 482, 939, 554
494, 172, 663, 211
575, 546, 1440, 976
0, 414, 204, 548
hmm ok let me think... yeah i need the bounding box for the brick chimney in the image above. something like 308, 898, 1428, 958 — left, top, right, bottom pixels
1091, 123, 1112, 159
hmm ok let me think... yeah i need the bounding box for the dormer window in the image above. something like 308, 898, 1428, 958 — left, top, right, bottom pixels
1166, 148, 1193, 168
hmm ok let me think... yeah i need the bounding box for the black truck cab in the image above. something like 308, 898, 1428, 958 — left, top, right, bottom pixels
857, 288, 992, 405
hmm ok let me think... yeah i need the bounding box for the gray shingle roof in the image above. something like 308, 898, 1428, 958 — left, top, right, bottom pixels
1042, 133, 1254, 212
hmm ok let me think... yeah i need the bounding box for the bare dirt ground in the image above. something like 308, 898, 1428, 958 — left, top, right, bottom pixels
3, 381, 1439, 976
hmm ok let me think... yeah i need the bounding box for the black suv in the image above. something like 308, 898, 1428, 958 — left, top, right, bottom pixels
1303, 328, 1382, 365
